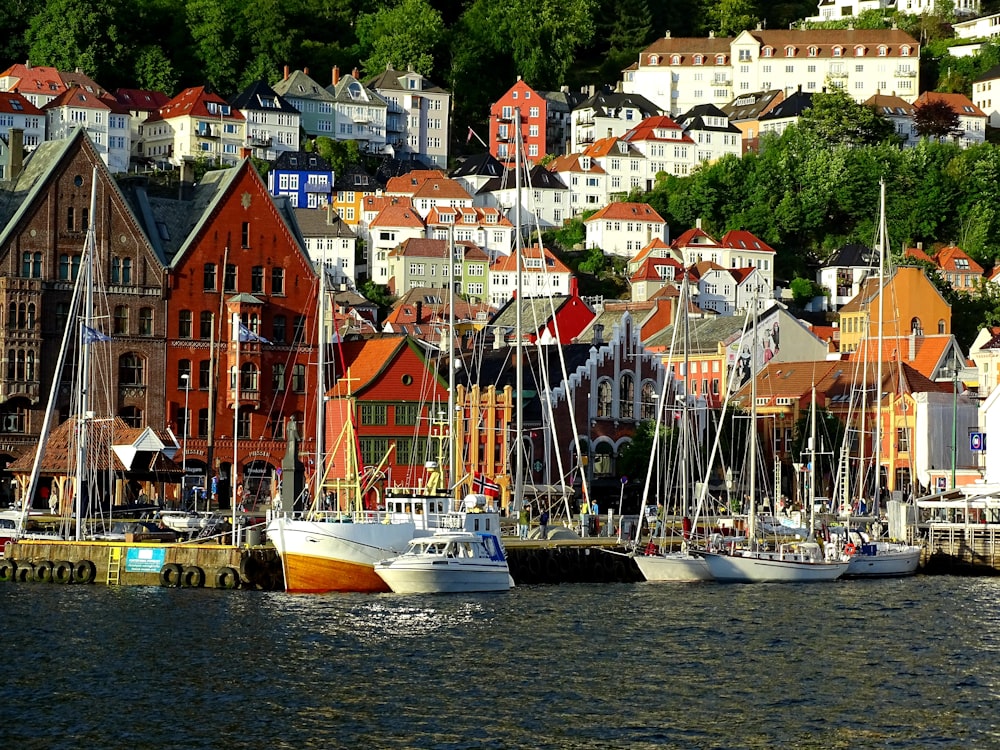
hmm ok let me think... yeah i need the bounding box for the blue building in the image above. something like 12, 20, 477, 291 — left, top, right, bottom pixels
267, 150, 334, 208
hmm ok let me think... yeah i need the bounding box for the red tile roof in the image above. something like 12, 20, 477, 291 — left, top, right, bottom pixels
146, 86, 246, 123
719, 229, 775, 254
584, 201, 666, 223
490, 244, 571, 274
0, 91, 42, 116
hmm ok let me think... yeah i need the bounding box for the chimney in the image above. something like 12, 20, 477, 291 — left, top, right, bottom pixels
696, 217, 702, 230
517, 75, 522, 82
284, 65, 289, 80
415, 300, 423, 323
909, 331, 917, 361
304, 66, 309, 76
8, 128, 24, 180
352, 67, 359, 79
332, 66, 340, 86
917, 241, 923, 250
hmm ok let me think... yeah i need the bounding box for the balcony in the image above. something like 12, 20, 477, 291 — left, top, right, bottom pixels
827, 70, 848, 79
575, 116, 594, 126
895, 68, 917, 78
712, 78, 732, 87
246, 135, 272, 148
228, 387, 260, 410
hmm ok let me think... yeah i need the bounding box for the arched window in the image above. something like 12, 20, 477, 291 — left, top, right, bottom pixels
119, 353, 144, 385
910, 316, 923, 336
240, 362, 259, 391
938, 319, 945, 334
597, 379, 613, 418
620, 373, 634, 419
26, 351, 35, 381
640, 381, 657, 421
26, 304, 35, 328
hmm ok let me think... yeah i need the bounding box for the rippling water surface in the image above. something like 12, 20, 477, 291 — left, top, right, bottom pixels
2, 577, 999, 749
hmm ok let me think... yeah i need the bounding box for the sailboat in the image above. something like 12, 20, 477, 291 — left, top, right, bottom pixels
837, 179, 921, 579
632, 257, 712, 582
694, 297, 850, 583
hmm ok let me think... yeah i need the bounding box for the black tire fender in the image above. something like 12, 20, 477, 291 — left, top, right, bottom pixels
33, 560, 54, 583
52, 560, 74, 584
72, 560, 97, 584
158, 562, 183, 587
182, 565, 205, 588
214, 566, 240, 589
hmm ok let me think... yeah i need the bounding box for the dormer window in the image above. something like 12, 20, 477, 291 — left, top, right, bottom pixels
832, 46, 844, 57
715, 54, 726, 64
901, 45, 912, 57
762, 47, 773, 58
649, 54, 659, 65
785, 46, 796, 57
878, 45, 889, 56
808, 46, 819, 57
670, 54, 681, 64
694, 54, 704, 65
854, 45, 866, 56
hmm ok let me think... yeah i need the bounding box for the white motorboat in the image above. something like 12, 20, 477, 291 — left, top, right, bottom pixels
374, 515, 513, 594
844, 540, 921, 578
696, 542, 850, 583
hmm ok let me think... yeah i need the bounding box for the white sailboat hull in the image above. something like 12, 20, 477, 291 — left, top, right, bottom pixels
267, 516, 420, 593
697, 550, 849, 583
845, 543, 921, 578
634, 551, 713, 582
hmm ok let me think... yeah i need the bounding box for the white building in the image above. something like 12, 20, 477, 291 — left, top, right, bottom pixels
489, 244, 573, 307
142, 86, 245, 168
272, 68, 336, 140
570, 90, 661, 152
547, 153, 609, 215
385, 170, 473, 218
367, 65, 451, 169
583, 201, 668, 258
692, 264, 763, 315
583, 137, 650, 194
363, 196, 427, 284
43, 87, 131, 173
623, 28, 921, 116
230, 79, 301, 159
818, 243, 877, 311
425, 206, 515, 261
672, 225, 776, 293
328, 68, 388, 156
865, 92, 918, 146
475, 165, 570, 236
972, 64, 1000, 128
810, 0, 978, 22
293, 206, 358, 288
954, 11, 1000, 40
915, 91, 987, 147
0, 92, 46, 155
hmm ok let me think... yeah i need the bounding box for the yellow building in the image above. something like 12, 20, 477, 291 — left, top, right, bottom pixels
838, 266, 951, 353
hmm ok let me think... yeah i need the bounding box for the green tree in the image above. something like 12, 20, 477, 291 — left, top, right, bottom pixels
616, 421, 676, 486
597, 0, 653, 83
708, 0, 759, 35
498, 0, 596, 89
133, 44, 179, 93
186, 0, 242, 94
357, 0, 445, 77
359, 280, 396, 319
797, 88, 898, 148
0, 0, 36, 63
314, 137, 362, 177
789, 277, 824, 306
26, 0, 130, 86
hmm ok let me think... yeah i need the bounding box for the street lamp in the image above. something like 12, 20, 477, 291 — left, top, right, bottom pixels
181, 373, 190, 506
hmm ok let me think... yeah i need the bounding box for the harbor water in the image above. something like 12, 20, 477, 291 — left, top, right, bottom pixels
2, 576, 998, 749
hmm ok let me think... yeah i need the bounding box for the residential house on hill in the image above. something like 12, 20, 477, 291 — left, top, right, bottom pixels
972, 63, 1000, 128
489, 244, 575, 307
759, 90, 813, 138
490, 78, 547, 164
363, 196, 426, 284
113, 88, 170, 169
229, 79, 301, 160
837, 266, 951, 353
490, 293, 594, 345
142, 86, 246, 168
0, 63, 68, 108
914, 92, 987, 147
0, 91, 45, 158
721, 89, 784, 152
584, 201, 668, 258
476, 165, 570, 236
674, 104, 743, 164
864, 92, 917, 147
268, 150, 335, 209
905, 244, 984, 291
386, 237, 490, 302
547, 153, 608, 215
328, 67, 388, 156
449, 152, 506, 196
43, 87, 131, 173
293, 206, 358, 288
272, 68, 336, 140
570, 90, 661, 152
368, 65, 450, 168
818, 242, 876, 311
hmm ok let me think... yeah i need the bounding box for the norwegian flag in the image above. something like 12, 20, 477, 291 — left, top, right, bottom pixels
472, 472, 501, 498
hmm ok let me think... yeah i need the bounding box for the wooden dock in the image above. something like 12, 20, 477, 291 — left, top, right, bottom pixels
0, 539, 283, 589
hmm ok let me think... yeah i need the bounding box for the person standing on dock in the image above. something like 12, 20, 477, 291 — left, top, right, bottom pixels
539, 508, 549, 540
518, 505, 530, 539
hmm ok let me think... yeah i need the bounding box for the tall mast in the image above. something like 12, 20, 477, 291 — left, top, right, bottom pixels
75, 167, 98, 541
514, 107, 524, 515
874, 179, 886, 513
748, 296, 758, 543
809, 381, 817, 534
448, 222, 457, 499
316, 248, 326, 506
681, 249, 691, 518
232, 311, 240, 545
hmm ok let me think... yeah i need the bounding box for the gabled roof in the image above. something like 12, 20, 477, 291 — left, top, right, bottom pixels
366, 66, 448, 95
410, 178, 472, 201
0, 63, 66, 97
676, 105, 741, 134
331, 74, 388, 107
113, 88, 170, 113
389, 237, 488, 261
839, 266, 950, 314
272, 69, 337, 102
273, 150, 332, 172
722, 90, 783, 121
690, 260, 725, 279
671, 227, 720, 249
229, 79, 300, 114
748, 28, 920, 54
864, 93, 915, 117
846, 333, 957, 380
629, 256, 682, 282
823, 243, 876, 268
363, 195, 415, 215
328, 336, 437, 397
904, 246, 937, 265
450, 152, 506, 179
585, 201, 665, 223
146, 86, 245, 124
478, 165, 568, 192
490, 244, 570, 273
621, 115, 686, 142
719, 229, 775, 255
386, 287, 492, 326
292, 206, 357, 239
425, 205, 512, 228
935, 245, 984, 274
573, 91, 660, 118
759, 90, 813, 121
547, 153, 606, 174
335, 165, 383, 192
42, 85, 118, 113
370, 203, 425, 229
0, 91, 43, 116
916, 91, 985, 117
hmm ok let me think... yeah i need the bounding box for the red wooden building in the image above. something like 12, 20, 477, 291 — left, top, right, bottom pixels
489, 78, 547, 165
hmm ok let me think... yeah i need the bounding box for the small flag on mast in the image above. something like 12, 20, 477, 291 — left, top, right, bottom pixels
81, 325, 111, 343
237, 321, 270, 344
472, 472, 500, 498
